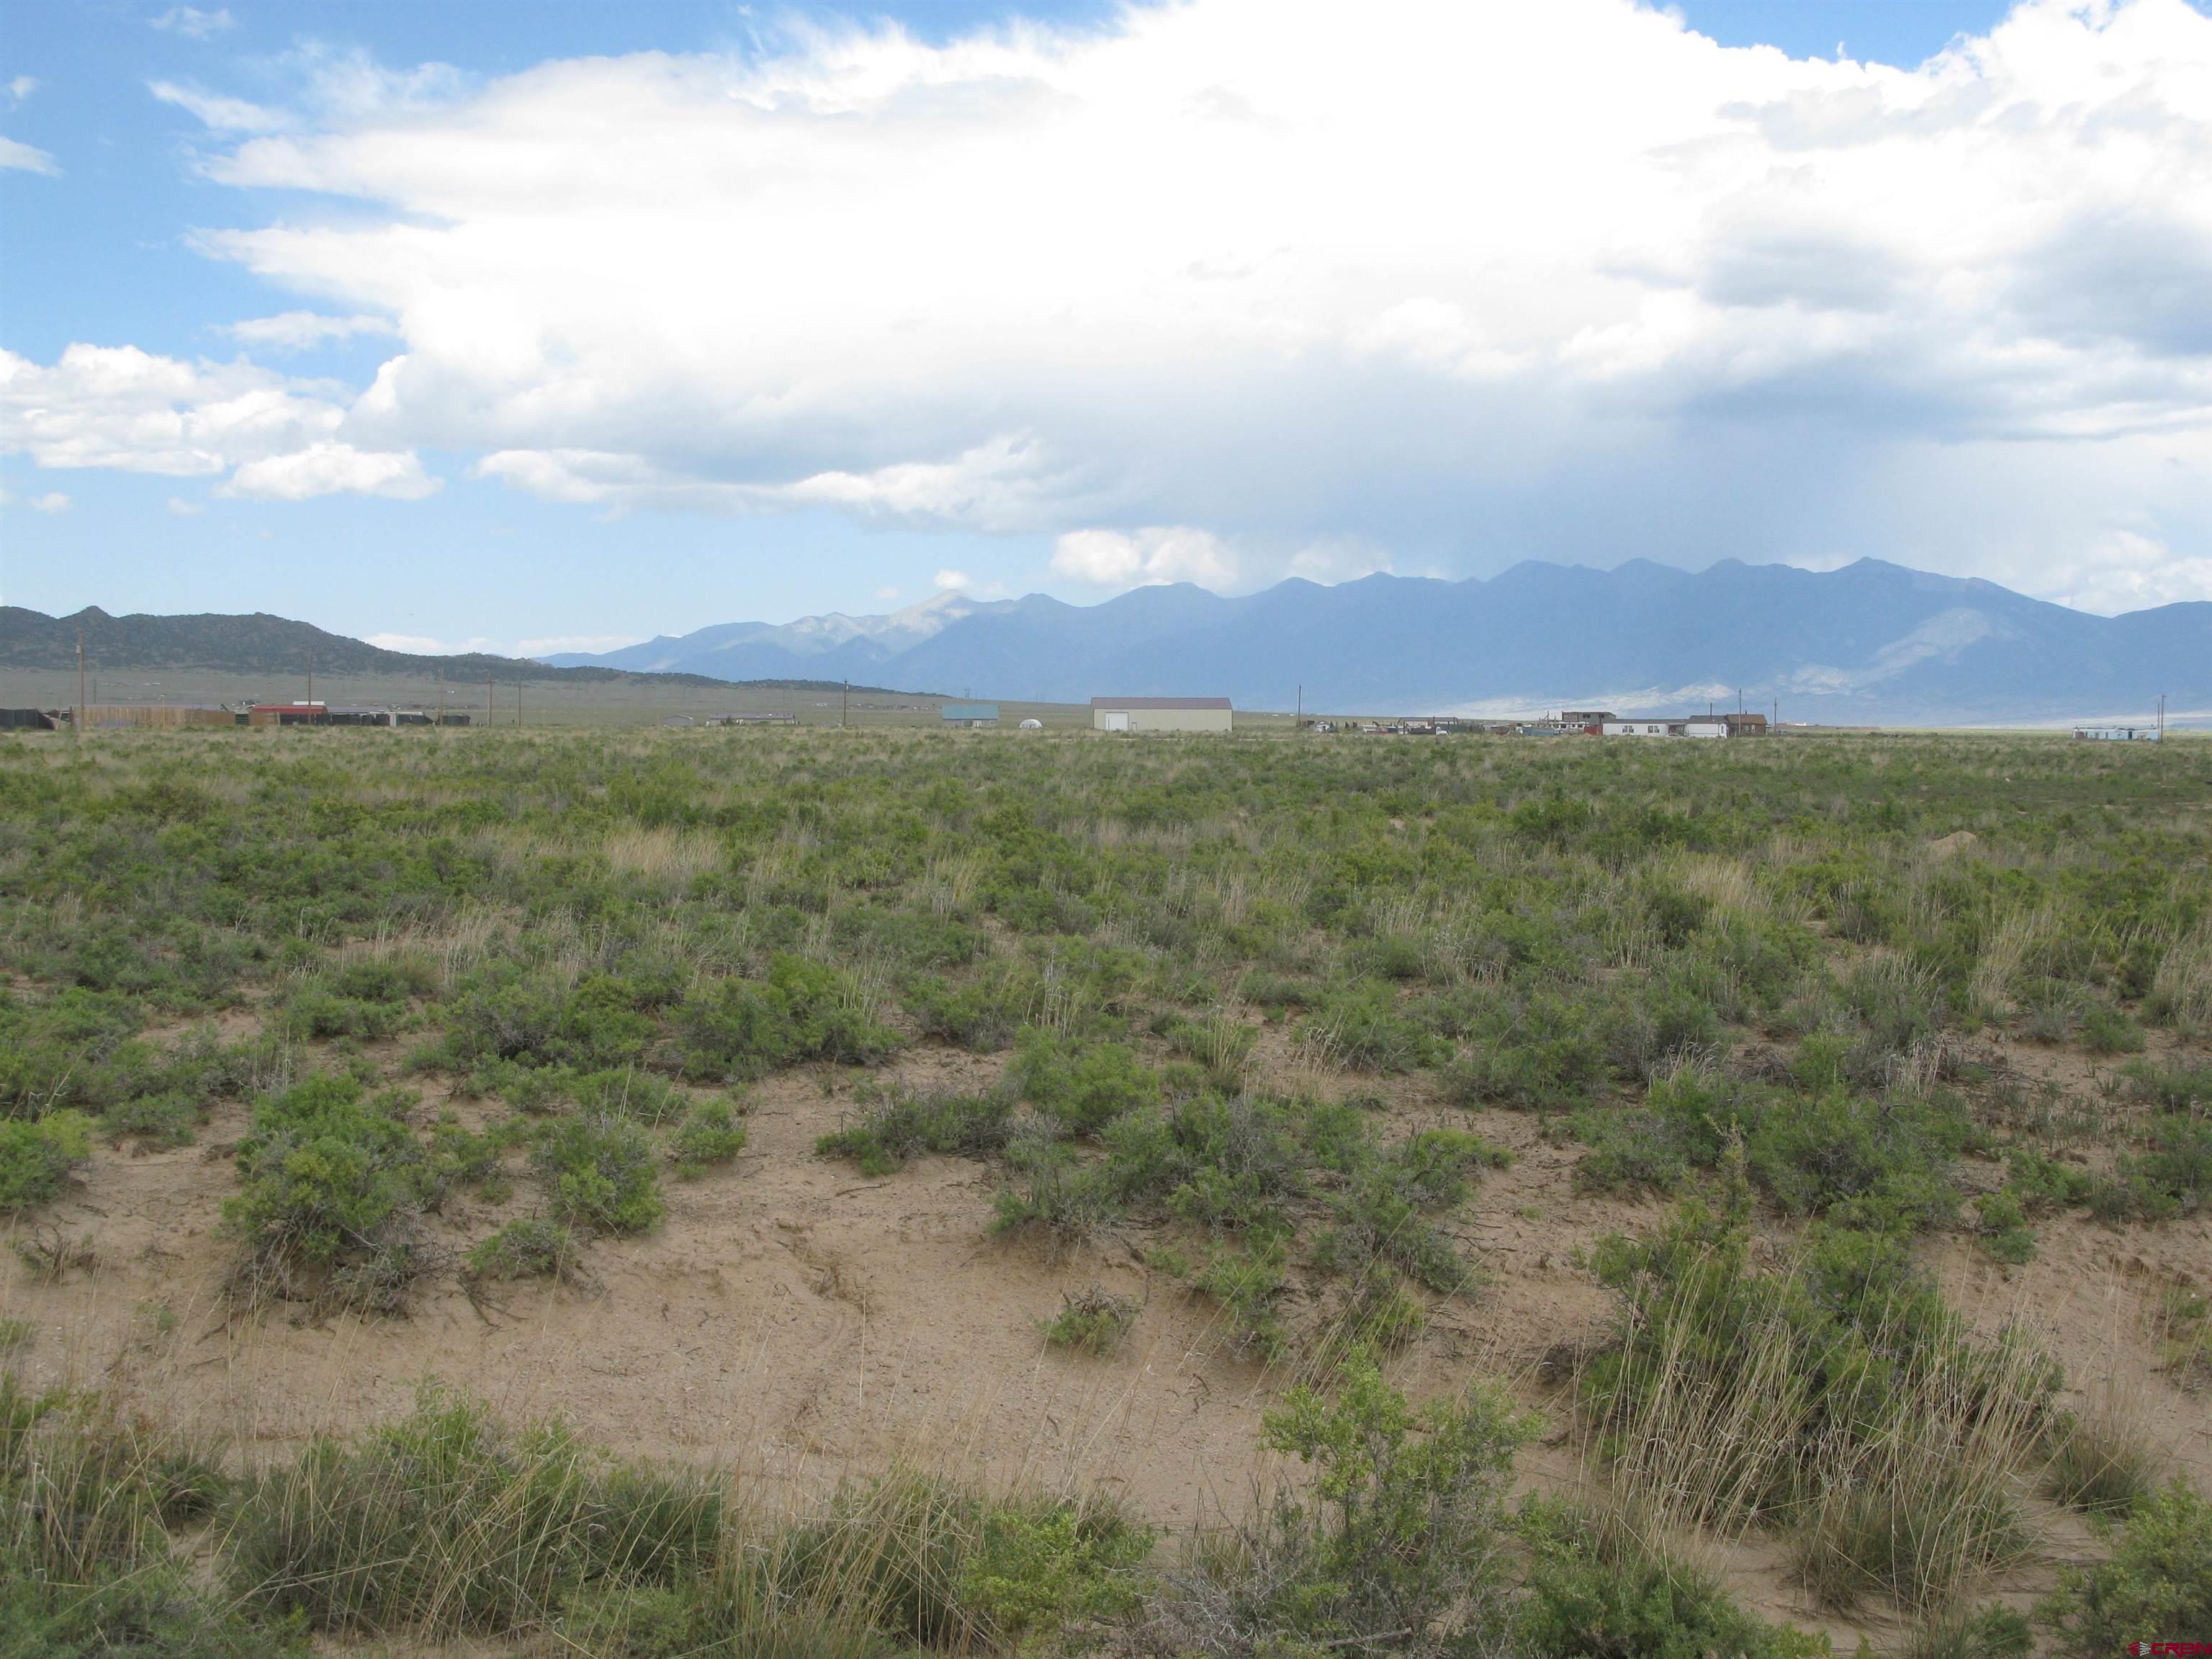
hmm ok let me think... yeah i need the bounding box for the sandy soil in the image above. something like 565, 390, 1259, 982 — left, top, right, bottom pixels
5, 1017, 2209, 1653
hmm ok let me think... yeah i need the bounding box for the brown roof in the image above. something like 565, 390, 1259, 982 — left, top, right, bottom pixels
1089, 696, 1231, 709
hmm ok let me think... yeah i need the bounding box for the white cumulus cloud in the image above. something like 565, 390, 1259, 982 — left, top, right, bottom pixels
223, 312, 401, 351
2, 488, 73, 513
0, 344, 436, 500
0, 135, 57, 174
6, 77, 37, 107
0, 343, 343, 475
22, 0, 2212, 606
151, 7, 235, 39
1052, 526, 1238, 588
150, 81, 284, 132
222, 441, 440, 500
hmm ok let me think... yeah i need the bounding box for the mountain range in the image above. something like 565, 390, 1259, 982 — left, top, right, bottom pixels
0, 606, 894, 693
548, 559, 2209, 724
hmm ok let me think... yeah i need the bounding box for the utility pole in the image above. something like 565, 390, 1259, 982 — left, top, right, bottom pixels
841, 679, 849, 728
486, 674, 494, 729
1297, 684, 1303, 732
76, 629, 86, 738
517, 681, 523, 728
307, 648, 314, 708
439, 673, 447, 728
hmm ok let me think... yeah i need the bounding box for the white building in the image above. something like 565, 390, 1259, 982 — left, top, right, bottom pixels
1091, 696, 1233, 733
2074, 725, 2161, 741
1599, 719, 1730, 739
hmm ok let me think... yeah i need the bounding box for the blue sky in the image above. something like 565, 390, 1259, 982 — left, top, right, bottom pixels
2, 0, 2206, 656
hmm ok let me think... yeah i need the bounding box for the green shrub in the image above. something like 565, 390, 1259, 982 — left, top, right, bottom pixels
991, 1141, 1121, 1246
1043, 1287, 1138, 1354
534, 1112, 665, 1233
223, 1076, 432, 1307
1165, 1010, 1259, 1086
671, 1097, 748, 1176
465, 1218, 585, 1283
956, 1494, 1154, 1642
2003, 1146, 2092, 1213
0, 1110, 94, 1211
1190, 1234, 1290, 1360
1517, 1497, 1825, 1659
1973, 1187, 2037, 1263
1007, 1030, 1159, 1136
2036, 1480, 2212, 1659
439, 965, 657, 1072
2092, 1110, 2212, 1222
1306, 982, 1446, 1074
2080, 1004, 2146, 1054
1239, 970, 1321, 1014
0, 986, 147, 1120
1575, 1107, 1692, 1195
1445, 1026, 1604, 1112
839, 909, 988, 970
1318, 1128, 1503, 1297
902, 962, 1036, 1051
572, 1067, 691, 1127
1743, 1087, 1968, 1233
1598, 981, 1725, 1083
1251, 1346, 1534, 1640
1164, 1095, 1308, 1236
675, 955, 901, 1082
2123, 1059, 2212, 1113
817, 1085, 1012, 1175
282, 987, 406, 1043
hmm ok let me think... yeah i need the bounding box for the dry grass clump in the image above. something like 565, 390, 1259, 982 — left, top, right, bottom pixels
603, 824, 724, 889
1582, 1187, 2057, 1612
2036, 1388, 2164, 1517
2149, 914, 2212, 1037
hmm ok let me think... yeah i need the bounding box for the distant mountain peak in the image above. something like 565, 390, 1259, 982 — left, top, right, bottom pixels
539, 558, 2204, 725
13, 559, 2203, 727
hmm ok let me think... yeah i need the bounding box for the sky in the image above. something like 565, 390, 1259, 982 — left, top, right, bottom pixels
1, 0, 2207, 658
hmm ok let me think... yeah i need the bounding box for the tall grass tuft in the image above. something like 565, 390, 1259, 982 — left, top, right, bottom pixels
1584, 1187, 2055, 1609
228, 1385, 724, 1635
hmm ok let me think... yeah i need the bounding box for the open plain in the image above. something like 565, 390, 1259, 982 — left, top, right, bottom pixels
4, 722, 2208, 1656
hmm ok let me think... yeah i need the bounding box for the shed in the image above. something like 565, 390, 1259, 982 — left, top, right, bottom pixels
1090, 696, 1232, 733
248, 701, 328, 727
940, 702, 1000, 727
0, 709, 58, 730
